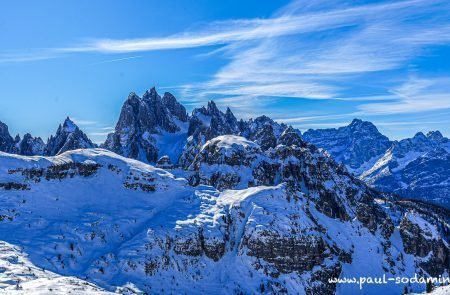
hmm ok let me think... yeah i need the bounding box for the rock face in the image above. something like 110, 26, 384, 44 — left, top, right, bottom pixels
103, 88, 188, 164
240, 115, 289, 151
0, 149, 448, 294
361, 131, 450, 207
0, 120, 45, 156
0, 121, 14, 152
399, 212, 450, 277
15, 133, 46, 156
178, 101, 241, 168
156, 155, 174, 169
188, 133, 376, 224
44, 117, 96, 156
303, 119, 392, 175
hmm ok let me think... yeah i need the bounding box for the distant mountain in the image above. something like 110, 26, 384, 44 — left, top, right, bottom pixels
361, 131, 450, 206
305, 121, 450, 207
0, 117, 95, 157
0, 120, 45, 156
103, 88, 290, 169
303, 119, 392, 175
44, 117, 96, 156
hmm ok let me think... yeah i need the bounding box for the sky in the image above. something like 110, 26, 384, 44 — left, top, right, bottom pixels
1, 0, 450, 143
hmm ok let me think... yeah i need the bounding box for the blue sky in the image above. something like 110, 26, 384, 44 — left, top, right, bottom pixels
1, 0, 450, 143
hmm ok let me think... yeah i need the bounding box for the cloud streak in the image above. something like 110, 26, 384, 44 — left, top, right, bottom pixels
1, 0, 449, 120
359, 77, 450, 114
173, 0, 450, 116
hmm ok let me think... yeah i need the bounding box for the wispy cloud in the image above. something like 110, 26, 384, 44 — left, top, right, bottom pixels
71, 118, 98, 126
90, 55, 142, 65
164, 0, 450, 112
2, 0, 450, 120
359, 76, 450, 114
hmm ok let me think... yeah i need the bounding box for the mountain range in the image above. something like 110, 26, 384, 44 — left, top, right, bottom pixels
1, 88, 448, 208
0, 87, 449, 294
0, 117, 96, 157
304, 120, 450, 207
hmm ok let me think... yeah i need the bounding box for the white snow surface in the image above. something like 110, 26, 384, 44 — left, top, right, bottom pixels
0, 148, 446, 294
202, 135, 259, 150
0, 241, 112, 294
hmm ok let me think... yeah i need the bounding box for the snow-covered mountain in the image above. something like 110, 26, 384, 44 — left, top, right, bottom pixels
0, 120, 45, 156
303, 121, 450, 208
303, 119, 392, 175
44, 117, 96, 156
103, 88, 189, 164
0, 117, 94, 157
13, 133, 46, 156
0, 144, 449, 294
102, 88, 290, 170
1, 88, 450, 294
361, 131, 450, 207
178, 101, 242, 168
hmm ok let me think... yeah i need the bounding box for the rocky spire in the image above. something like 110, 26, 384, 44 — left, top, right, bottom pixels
103, 87, 189, 163
18, 133, 45, 156
0, 120, 14, 152
162, 92, 188, 122
44, 117, 95, 156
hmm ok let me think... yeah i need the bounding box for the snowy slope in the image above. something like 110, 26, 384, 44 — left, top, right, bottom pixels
0, 241, 112, 294
0, 147, 448, 294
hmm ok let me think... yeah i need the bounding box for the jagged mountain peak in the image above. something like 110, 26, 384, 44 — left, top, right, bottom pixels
427, 130, 444, 140
303, 118, 392, 174
142, 86, 159, 101
103, 87, 189, 163
348, 118, 378, 130
0, 121, 13, 137
278, 125, 304, 147
0, 120, 14, 153
62, 116, 78, 133
126, 91, 140, 102
45, 117, 95, 156
252, 115, 274, 125
207, 100, 219, 112
0, 119, 46, 156
349, 118, 364, 126
162, 91, 188, 122
412, 131, 427, 140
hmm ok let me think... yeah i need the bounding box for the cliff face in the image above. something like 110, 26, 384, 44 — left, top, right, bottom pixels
103, 88, 188, 164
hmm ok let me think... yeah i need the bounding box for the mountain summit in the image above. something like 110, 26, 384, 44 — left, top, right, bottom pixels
44, 117, 96, 156
361, 130, 450, 206
303, 119, 392, 174
103, 87, 189, 163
